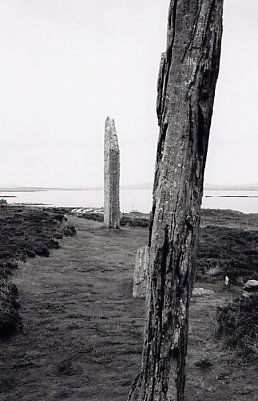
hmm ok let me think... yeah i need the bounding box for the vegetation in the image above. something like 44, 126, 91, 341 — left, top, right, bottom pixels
216, 294, 258, 357
0, 208, 257, 400
81, 209, 258, 282
0, 205, 76, 337
196, 226, 258, 282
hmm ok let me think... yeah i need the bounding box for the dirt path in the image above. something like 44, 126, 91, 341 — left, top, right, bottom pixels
1, 217, 147, 401
0, 216, 256, 401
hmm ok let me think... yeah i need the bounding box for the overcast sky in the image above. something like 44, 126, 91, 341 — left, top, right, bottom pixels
0, 0, 257, 188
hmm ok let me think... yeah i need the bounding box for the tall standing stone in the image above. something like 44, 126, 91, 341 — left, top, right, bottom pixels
128, 1, 223, 400
104, 117, 120, 228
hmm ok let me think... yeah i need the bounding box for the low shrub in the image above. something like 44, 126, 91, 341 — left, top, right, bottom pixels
0, 282, 22, 337
0, 206, 67, 338
216, 294, 258, 356
120, 217, 149, 227
79, 213, 104, 222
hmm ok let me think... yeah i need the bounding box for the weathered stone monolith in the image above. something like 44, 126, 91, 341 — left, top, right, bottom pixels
133, 245, 150, 298
104, 117, 120, 228
128, 1, 223, 400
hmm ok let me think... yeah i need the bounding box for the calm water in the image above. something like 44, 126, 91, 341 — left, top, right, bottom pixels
1, 188, 258, 214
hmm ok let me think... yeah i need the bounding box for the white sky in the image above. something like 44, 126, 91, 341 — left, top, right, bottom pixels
0, 0, 257, 188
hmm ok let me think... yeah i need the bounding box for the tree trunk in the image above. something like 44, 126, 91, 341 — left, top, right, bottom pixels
128, 1, 223, 400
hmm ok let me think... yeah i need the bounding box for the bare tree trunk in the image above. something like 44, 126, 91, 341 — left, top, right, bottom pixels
128, 1, 223, 400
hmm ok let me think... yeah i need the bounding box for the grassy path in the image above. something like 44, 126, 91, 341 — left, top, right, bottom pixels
0, 217, 147, 401
1, 216, 256, 400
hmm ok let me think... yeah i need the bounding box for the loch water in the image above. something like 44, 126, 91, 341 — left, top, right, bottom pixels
1, 188, 257, 214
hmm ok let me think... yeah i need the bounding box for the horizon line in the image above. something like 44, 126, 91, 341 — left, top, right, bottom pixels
0, 183, 258, 191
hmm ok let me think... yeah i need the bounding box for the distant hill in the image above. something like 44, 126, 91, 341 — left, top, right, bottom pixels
0, 183, 257, 192
204, 184, 258, 191
0, 187, 48, 192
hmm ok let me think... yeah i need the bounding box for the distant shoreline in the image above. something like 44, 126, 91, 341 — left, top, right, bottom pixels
205, 195, 258, 198
0, 184, 258, 192
1, 187, 257, 214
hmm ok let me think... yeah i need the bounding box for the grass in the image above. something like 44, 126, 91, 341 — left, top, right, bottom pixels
0, 205, 76, 337
0, 208, 257, 400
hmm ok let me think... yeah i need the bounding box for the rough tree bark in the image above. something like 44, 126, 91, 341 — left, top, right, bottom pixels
128, 1, 223, 400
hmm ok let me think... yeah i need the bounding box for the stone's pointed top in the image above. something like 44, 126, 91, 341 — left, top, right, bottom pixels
105, 116, 119, 150
105, 116, 116, 131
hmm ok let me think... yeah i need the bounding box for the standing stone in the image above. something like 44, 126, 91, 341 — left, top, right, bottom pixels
128, 1, 223, 400
104, 117, 120, 228
133, 245, 150, 298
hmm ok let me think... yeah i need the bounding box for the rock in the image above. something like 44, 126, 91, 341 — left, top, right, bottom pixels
133, 245, 150, 298
192, 288, 215, 297
243, 279, 258, 292
104, 116, 120, 228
